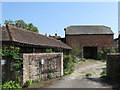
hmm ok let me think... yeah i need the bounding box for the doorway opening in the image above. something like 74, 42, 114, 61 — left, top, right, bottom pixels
83, 46, 97, 59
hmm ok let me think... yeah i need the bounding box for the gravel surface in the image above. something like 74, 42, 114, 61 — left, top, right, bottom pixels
46, 60, 112, 88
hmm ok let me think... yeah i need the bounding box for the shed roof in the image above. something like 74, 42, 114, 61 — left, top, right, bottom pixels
2, 25, 71, 49
65, 25, 114, 35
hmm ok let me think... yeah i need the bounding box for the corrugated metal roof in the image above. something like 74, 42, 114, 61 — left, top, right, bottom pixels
2, 25, 72, 49
65, 25, 114, 35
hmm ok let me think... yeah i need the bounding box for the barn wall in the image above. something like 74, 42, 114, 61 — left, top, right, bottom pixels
66, 34, 113, 48
66, 34, 113, 58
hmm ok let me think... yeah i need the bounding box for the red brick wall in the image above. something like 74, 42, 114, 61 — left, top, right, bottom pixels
66, 34, 113, 49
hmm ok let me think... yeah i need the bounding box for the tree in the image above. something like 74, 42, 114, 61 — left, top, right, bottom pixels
4, 19, 39, 33
71, 42, 82, 58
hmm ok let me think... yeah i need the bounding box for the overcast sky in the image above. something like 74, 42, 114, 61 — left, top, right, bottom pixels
2, 2, 118, 38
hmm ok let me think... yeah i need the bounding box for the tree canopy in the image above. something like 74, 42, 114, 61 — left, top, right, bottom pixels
4, 19, 39, 33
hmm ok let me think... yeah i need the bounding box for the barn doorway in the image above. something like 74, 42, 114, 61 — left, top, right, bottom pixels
83, 47, 97, 59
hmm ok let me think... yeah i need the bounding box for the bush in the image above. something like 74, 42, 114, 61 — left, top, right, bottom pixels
64, 69, 69, 75
31, 79, 41, 84
98, 47, 117, 60
85, 73, 92, 77
45, 49, 53, 53
32, 80, 39, 83
111, 48, 116, 53
100, 68, 107, 78
98, 50, 104, 60
1, 81, 22, 89
63, 55, 75, 75
72, 56, 78, 63
25, 79, 32, 86
100, 59, 106, 62
80, 58, 86, 62
48, 73, 53, 79
71, 43, 82, 58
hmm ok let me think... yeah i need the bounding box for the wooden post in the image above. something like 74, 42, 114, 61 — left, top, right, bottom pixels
60, 53, 63, 76
0, 55, 2, 86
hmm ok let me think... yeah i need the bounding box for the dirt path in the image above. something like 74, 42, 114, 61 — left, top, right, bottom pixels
46, 60, 112, 88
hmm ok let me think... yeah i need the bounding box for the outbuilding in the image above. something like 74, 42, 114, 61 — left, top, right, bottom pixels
1, 25, 72, 54
64, 25, 114, 59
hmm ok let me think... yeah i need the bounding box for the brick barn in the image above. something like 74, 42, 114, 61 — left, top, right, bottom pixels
64, 25, 114, 59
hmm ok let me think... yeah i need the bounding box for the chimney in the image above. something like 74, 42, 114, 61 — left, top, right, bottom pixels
45, 33, 47, 36
55, 33, 57, 36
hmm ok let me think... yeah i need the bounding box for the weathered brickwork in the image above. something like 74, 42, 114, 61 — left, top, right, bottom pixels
66, 34, 113, 48
23, 53, 63, 85
66, 34, 113, 57
107, 53, 120, 84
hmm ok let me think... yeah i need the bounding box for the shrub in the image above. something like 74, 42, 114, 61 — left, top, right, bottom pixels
64, 69, 69, 75
100, 59, 106, 62
48, 73, 53, 79
100, 68, 107, 78
85, 73, 92, 77
0, 45, 23, 82
72, 56, 78, 63
98, 50, 104, 60
80, 58, 86, 62
45, 49, 53, 53
25, 79, 32, 86
32, 80, 39, 83
98, 47, 117, 60
111, 48, 116, 53
1, 81, 22, 89
98, 47, 108, 60
63, 55, 75, 75
71, 43, 82, 58
31, 79, 41, 84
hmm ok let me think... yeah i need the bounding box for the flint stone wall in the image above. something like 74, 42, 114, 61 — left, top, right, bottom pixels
23, 53, 63, 85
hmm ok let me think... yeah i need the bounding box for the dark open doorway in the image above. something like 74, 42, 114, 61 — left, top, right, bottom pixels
83, 47, 97, 59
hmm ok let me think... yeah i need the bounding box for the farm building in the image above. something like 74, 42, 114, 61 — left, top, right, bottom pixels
1, 25, 72, 84
49, 33, 66, 43
64, 25, 114, 59
1, 25, 71, 54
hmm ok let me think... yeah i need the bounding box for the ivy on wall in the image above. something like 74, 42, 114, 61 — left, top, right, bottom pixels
0, 45, 23, 82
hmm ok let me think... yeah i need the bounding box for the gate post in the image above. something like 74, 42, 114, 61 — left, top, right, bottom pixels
60, 53, 63, 76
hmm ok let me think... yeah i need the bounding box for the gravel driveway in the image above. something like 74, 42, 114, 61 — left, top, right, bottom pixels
46, 60, 112, 88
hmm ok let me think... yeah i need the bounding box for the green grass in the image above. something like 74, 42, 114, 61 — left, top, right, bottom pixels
85, 73, 92, 77
100, 68, 107, 78
100, 59, 106, 62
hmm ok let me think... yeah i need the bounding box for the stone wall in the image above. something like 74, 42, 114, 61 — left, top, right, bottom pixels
107, 53, 120, 83
23, 53, 63, 85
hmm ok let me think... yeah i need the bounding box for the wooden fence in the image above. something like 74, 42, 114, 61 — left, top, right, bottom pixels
107, 53, 120, 87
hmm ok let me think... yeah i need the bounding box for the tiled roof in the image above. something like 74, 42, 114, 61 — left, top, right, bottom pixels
49, 35, 61, 39
65, 25, 114, 35
2, 25, 71, 49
